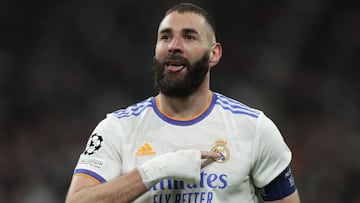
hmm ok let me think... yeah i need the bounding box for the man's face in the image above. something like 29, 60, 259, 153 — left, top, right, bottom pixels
153, 12, 214, 97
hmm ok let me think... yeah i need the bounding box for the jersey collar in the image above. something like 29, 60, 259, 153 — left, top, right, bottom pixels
152, 92, 217, 126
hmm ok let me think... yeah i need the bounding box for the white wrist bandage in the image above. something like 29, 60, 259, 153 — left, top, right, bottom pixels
138, 150, 201, 188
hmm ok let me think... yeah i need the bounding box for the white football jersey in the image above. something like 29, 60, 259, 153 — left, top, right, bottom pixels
74, 92, 292, 203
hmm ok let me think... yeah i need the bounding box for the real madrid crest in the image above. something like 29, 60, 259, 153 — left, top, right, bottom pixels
210, 138, 230, 163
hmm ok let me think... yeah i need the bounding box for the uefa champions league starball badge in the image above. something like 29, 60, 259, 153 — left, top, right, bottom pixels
83, 133, 103, 155
210, 138, 230, 163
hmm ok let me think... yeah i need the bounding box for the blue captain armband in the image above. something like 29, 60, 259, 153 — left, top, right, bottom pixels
259, 166, 296, 201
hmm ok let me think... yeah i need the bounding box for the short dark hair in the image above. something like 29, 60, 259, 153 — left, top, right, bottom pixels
165, 3, 216, 36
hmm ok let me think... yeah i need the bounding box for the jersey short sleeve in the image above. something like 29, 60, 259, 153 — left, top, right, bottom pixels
251, 112, 292, 188
73, 115, 122, 183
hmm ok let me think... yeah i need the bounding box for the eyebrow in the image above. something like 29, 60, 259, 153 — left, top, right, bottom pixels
159, 28, 199, 35
182, 28, 199, 35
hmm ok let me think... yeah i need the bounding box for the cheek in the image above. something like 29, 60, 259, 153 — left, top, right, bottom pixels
186, 48, 209, 63
155, 43, 167, 59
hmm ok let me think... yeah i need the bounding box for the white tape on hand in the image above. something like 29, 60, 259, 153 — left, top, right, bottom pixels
138, 149, 201, 188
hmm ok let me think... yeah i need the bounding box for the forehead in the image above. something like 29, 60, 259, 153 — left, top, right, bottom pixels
158, 12, 211, 35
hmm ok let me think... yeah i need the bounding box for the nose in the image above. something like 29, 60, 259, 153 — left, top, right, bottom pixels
168, 36, 182, 54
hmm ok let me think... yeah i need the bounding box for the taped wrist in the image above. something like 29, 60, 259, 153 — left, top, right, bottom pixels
138, 150, 201, 188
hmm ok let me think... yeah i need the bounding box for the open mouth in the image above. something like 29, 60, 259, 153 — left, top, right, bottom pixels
166, 62, 186, 72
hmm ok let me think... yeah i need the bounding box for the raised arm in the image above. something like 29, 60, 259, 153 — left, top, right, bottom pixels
66, 150, 220, 203
66, 169, 147, 203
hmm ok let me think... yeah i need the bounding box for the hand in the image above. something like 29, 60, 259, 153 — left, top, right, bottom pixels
201, 150, 221, 159
201, 151, 221, 168
138, 150, 220, 188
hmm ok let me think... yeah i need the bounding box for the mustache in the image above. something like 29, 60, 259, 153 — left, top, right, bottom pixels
163, 54, 190, 65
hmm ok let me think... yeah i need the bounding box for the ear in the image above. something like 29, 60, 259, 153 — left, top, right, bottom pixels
209, 42, 222, 68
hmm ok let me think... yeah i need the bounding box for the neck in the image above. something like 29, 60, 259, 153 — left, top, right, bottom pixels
157, 85, 212, 119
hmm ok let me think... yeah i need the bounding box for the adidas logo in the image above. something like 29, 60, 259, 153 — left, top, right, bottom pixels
136, 142, 156, 156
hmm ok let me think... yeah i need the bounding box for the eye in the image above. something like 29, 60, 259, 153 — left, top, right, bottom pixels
160, 34, 171, 41
184, 35, 195, 40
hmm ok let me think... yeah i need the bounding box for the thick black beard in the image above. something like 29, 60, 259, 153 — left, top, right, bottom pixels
153, 52, 210, 98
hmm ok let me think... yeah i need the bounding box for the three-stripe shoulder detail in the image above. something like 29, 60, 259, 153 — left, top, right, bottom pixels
215, 93, 260, 118
112, 98, 153, 119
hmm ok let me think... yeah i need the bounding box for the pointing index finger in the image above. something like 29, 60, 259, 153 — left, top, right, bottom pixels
200, 151, 220, 159
200, 151, 221, 169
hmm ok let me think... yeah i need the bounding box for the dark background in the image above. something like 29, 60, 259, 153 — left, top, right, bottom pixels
1, 0, 359, 202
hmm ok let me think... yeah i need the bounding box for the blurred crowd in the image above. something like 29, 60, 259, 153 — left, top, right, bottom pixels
1, 0, 359, 202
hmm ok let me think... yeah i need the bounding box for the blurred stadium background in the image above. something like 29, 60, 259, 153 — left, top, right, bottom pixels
1, 0, 359, 202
